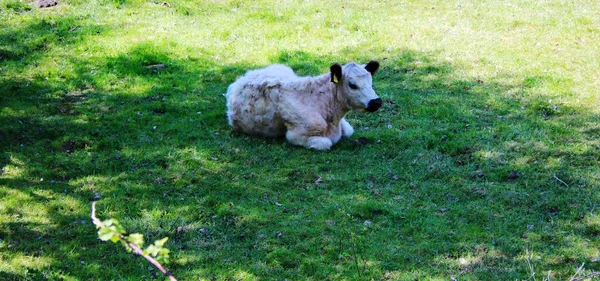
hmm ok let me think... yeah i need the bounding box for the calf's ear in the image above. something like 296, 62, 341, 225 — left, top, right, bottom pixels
365, 61, 380, 75
330, 63, 342, 83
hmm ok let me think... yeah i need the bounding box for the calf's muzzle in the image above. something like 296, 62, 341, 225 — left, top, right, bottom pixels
366, 98, 382, 112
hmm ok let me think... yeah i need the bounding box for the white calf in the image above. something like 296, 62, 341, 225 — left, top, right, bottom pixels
225, 61, 381, 150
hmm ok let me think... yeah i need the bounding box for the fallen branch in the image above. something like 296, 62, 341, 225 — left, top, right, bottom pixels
91, 202, 177, 281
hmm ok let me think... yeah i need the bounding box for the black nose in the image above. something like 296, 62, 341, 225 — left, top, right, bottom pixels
366, 98, 382, 112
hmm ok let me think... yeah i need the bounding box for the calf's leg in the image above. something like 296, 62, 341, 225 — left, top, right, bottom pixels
340, 118, 354, 137
307, 136, 333, 150
285, 115, 333, 150
286, 130, 332, 151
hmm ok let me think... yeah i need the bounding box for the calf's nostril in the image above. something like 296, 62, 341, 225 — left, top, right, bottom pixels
366, 98, 382, 112
372, 98, 382, 107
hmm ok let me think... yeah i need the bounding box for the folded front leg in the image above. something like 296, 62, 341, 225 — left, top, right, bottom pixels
285, 115, 331, 150
307, 136, 333, 150
340, 118, 354, 138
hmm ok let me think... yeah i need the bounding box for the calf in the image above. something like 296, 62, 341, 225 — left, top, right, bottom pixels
226, 61, 381, 150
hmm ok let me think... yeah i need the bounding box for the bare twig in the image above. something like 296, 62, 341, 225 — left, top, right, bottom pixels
553, 174, 569, 188
90, 201, 103, 226
91, 202, 178, 281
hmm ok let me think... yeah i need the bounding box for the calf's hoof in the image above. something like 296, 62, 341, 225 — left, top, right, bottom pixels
307, 137, 332, 151
341, 119, 354, 137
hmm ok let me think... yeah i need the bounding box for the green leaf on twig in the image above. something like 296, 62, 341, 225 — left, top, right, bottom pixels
98, 227, 116, 241
143, 237, 170, 262
127, 233, 144, 248
154, 237, 168, 248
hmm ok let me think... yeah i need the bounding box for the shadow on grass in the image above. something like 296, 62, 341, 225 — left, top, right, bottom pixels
1, 16, 600, 280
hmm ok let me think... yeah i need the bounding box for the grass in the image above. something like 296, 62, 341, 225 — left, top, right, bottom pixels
1, 0, 600, 280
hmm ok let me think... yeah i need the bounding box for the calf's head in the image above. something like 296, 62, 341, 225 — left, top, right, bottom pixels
330, 61, 381, 112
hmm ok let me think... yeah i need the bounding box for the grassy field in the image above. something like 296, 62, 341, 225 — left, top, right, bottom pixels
1, 0, 600, 280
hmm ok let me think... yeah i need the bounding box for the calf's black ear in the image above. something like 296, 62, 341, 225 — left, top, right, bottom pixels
330, 63, 342, 83
365, 61, 380, 75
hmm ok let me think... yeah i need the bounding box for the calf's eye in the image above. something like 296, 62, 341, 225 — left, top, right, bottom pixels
349, 83, 358, 90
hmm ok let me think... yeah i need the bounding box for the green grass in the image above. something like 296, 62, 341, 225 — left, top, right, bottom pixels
1, 0, 600, 280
